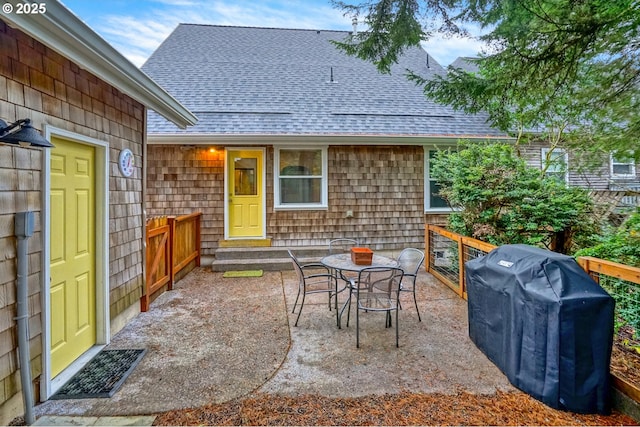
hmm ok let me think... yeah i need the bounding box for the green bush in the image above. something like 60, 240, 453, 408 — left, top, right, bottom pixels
431, 141, 599, 253
575, 210, 640, 267
576, 211, 640, 336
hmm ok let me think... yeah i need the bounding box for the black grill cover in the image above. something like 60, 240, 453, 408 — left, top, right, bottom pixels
466, 244, 614, 414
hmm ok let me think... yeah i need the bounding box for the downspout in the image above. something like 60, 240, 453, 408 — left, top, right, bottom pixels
15, 211, 35, 425
142, 108, 148, 305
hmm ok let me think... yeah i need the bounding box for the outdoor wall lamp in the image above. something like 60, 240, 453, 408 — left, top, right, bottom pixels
0, 118, 54, 148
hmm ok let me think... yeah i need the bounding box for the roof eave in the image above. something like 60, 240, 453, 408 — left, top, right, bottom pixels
147, 133, 515, 145
1, 1, 197, 128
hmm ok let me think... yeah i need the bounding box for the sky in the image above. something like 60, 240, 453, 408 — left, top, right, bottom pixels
59, 0, 485, 68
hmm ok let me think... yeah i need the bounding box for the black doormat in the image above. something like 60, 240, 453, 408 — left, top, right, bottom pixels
51, 349, 146, 399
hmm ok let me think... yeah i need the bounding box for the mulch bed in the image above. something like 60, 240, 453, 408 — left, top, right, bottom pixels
153, 390, 637, 426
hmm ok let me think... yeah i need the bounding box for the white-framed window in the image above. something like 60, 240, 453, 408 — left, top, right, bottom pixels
611, 151, 636, 178
541, 147, 568, 182
274, 146, 328, 209
424, 147, 453, 211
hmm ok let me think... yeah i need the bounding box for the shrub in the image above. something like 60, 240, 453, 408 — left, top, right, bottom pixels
575, 210, 640, 267
431, 141, 599, 253
575, 211, 640, 336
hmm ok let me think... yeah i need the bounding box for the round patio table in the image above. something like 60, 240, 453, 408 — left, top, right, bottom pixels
321, 253, 399, 328
321, 253, 399, 272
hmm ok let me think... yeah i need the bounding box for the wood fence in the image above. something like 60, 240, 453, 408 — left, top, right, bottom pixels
425, 224, 640, 299
578, 256, 640, 401
142, 212, 202, 311
425, 225, 497, 299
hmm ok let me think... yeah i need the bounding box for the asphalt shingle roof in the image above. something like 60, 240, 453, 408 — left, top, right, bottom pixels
143, 24, 506, 138
449, 56, 481, 74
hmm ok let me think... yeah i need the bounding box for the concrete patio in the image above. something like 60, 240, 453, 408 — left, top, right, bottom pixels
33, 264, 514, 421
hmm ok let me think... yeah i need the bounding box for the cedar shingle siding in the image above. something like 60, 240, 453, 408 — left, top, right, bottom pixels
272, 146, 425, 249
146, 145, 426, 252
146, 145, 225, 255
0, 23, 145, 417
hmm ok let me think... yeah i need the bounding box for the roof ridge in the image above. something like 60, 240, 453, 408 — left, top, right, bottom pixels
176, 23, 352, 34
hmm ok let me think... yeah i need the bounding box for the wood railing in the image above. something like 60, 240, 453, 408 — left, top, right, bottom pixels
425, 225, 496, 299
142, 212, 202, 311
426, 224, 640, 299
578, 256, 640, 284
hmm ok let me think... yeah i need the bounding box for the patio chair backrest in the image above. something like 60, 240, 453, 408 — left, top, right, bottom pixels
397, 248, 425, 277
288, 249, 304, 280
356, 266, 404, 297
329, 238, 359, 255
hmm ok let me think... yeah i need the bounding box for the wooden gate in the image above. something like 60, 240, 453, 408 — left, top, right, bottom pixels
142, 213, 202, 311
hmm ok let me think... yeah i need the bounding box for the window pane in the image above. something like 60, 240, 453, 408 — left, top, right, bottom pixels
545, 171, 566, 182
613, 164, 633, 175
429, 181, 449, 208
280, 150, 322, 176
427, 149, 454, 209
234, 158, 257, 195
280, 177, 321, 204
545, 151, 566, 173
613, 152, 633, 164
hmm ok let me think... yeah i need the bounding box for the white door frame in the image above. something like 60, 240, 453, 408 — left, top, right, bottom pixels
40, 126, 110, 399
223, 147, 267, 240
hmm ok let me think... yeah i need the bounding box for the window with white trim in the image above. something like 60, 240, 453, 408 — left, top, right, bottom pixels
274, 147, 328, 209
541, 148, 568, 182
611, 151, 636, 178
424, 147, 453, 211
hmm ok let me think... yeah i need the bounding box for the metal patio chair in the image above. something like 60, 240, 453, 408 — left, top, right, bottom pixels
289, 249, 337, 327
396, 248, 425, 321
348, 266, 404, 348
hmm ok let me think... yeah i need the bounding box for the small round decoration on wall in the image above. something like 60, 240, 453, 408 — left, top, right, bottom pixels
118, 148, 134, 177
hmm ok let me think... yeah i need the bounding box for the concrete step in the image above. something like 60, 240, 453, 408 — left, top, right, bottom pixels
210, 246, 402, 272
211, 246, 329, 272
213, 246, 329, 261
211, 256, 326, 272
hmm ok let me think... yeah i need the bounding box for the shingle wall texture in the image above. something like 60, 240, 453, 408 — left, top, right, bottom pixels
146, 145, 225, 255
270, 145, 425, 249
146, 144, 427, 252
0, 22, 146, 413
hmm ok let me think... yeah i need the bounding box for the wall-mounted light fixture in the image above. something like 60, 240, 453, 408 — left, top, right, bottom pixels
0, 118, 54, 148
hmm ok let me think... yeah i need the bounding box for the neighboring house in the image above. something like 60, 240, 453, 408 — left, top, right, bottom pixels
0, 2, 195, 423
449, 56, 640, 206
142, 24, 511, 255
449, 56, 480, 73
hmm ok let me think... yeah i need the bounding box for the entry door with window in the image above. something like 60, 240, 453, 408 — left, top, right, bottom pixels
49, 137, 96, 377
227, 149, 264, 238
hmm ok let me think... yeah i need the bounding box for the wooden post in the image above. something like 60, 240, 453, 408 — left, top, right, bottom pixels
168, 216, 176, 289
195, 213, 201, 267
457, 235, 465, 299
425, 225, 431, 272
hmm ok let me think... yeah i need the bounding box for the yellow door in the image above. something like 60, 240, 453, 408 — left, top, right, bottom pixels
228, 150, 264, 238
50, 137, 96, 377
